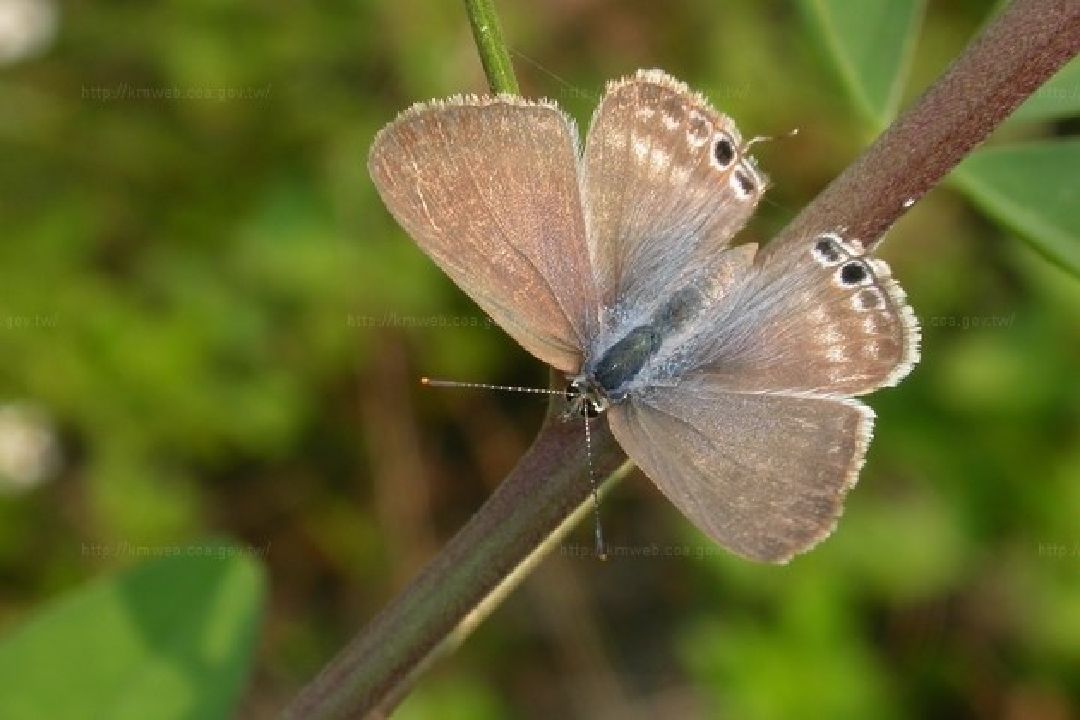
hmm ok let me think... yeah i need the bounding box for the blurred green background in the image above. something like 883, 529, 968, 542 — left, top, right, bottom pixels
0, 0, 1077, 718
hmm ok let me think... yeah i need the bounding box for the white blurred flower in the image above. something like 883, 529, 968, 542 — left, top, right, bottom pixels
0, 402, 60, 494
0, 0, 58, 65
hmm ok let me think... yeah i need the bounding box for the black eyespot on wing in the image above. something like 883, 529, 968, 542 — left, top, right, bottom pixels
814, 238, 842, 263
713, 136, 735, 167
840, 261, 868, 285
735, 170, 754, 196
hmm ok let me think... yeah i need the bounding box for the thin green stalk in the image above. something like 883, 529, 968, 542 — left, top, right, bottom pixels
464, 0, 519, 94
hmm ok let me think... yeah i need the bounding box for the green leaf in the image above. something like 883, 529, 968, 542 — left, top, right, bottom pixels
0, 549, 266, 720
1010, 55, 1080, 123
801, 0, 925, 131
951, 141, 1080, 277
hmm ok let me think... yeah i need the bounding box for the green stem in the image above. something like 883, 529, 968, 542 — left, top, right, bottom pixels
464, 0, 519, 94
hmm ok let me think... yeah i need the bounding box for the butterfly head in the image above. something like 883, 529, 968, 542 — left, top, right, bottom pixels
565, 376, 610, 418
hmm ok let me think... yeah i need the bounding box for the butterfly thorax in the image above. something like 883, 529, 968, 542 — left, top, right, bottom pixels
575, 285, 704, 409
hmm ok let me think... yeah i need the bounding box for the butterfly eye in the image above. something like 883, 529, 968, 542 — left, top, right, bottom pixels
582, 398, 603, 418
564, 380, 584, 401
564, 379, 607, 417
711, 134, 736, 168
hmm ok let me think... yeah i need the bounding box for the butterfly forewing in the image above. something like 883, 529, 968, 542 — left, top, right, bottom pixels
582, 70, 767, 326
369, 96, 598, 373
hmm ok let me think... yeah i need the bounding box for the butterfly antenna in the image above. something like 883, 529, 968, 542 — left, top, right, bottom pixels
583, 413, 607, 561
420, 377, 562, 396
423, 376, 606, 558
742, 127, 799, 152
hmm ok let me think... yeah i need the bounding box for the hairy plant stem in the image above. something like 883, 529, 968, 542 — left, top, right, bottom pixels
284, 0, 1079, 717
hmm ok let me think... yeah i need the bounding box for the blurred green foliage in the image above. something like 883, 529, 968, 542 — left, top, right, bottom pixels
0, 0, 1076, 718
953, 141, 1080, 273
0, 552, 265, 720
799, 0, 925, 132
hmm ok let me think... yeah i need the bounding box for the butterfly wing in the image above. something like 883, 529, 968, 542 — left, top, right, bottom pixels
581, 70, 918, 396
672, 231, 920, 395
610, 231, 919, 561
583, 73, 919, 560
582, 69, 767, 321
606, 223, 920, 560
608, 379, 873, 563
369, 96, 598, 372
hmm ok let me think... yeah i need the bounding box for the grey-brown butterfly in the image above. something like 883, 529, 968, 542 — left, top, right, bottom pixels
368, 69, 919, 563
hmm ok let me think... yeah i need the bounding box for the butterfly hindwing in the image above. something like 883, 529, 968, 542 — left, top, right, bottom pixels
608, 378, 874, 563
676, 231, 920, 396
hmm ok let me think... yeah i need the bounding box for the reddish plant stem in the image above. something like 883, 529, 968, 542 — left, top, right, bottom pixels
284, 388, 625, 720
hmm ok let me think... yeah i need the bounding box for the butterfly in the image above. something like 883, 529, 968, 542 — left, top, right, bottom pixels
368, 69, 919, 563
